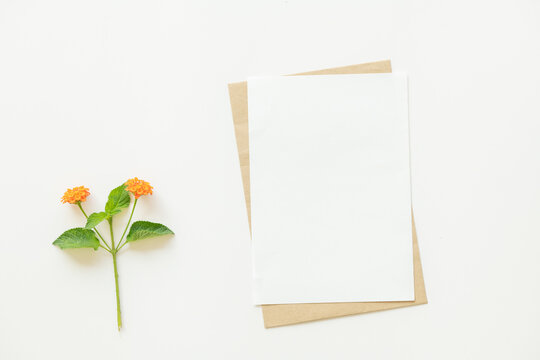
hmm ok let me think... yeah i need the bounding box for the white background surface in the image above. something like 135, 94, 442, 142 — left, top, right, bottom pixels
0, 0, 539, 359
249, 75, 414, 304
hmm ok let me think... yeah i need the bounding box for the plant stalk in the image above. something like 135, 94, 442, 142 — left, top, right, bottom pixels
117, 198, 137, 252
109, 218, 122, 331
77, 202, 111, 251
112, 251, 122, 330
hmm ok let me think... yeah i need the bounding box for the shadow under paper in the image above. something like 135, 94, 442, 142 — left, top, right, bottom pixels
61, 248, 105, 266
125, 235, 173, 252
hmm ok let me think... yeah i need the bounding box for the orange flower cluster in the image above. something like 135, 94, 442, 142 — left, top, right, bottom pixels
61, 186, 90, 204
125, 177, 153, 199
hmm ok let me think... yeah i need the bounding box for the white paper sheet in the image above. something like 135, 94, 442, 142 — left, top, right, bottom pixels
248, 73, 414, 304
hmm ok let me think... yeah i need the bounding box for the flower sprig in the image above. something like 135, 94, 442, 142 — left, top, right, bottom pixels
53, 178, 174, 330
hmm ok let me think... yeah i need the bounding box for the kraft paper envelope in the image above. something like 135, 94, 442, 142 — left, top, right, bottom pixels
228, 60, 427, 328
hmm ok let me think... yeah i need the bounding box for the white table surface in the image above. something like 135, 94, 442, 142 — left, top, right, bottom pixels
1, 1, 539, 359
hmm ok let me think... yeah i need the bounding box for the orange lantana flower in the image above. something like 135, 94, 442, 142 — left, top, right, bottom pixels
61, 186, 90, 204
125, 177, 153, 199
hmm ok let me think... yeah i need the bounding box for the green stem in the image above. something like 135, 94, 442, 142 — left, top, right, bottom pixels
77, 202, 112, 251
112, 252, 122, 331
116, 240, 128, 252
116, 198, 137, 252
77, 202, 88, 218
108, 218, 122, 331
99, 244, 111, 253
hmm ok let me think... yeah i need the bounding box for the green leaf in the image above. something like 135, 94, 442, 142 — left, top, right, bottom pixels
53, 228, 100, 250
84, 212, 108, 229
126, 221, 174, 243
105, 184, 130, 216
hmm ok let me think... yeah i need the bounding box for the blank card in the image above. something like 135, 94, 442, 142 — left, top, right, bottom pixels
248, 73, 414, 304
